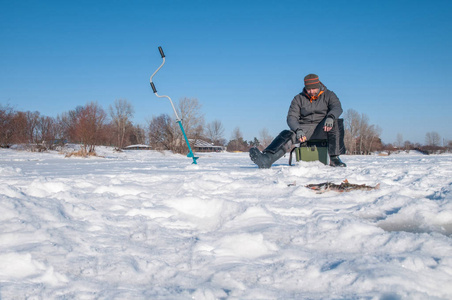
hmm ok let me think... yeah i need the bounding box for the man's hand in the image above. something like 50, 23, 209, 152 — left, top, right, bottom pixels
296, 129, 307, 143
324, 117, 334, 132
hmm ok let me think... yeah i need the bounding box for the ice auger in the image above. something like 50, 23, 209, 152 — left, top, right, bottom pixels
150, 46, 198, 164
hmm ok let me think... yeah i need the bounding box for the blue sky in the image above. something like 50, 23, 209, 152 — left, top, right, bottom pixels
1, 0, 451, 145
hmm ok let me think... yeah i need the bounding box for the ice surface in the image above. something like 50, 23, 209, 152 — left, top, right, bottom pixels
0, 148, 451, 299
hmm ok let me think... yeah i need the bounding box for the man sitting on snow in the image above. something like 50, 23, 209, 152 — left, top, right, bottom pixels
249, 74, 346, 168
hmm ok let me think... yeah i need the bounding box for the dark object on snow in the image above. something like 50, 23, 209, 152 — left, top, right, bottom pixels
306, 179, 380, 193
329, 155, 346, 167
249, 147, 285, 169
249, 130, 293, 169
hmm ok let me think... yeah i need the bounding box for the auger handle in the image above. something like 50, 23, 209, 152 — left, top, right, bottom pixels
158, 46, 165, 58
150, 82, 157, 93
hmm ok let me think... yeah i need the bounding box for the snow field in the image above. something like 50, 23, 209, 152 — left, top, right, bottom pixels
0, 148, 451, 299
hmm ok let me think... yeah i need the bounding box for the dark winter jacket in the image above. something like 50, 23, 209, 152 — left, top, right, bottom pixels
287, 83, 343, 133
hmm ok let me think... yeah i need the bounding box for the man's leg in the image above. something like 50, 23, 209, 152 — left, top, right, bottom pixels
328, 119, 346, 156
249, 130, 294, 168
310, 118, 346, 166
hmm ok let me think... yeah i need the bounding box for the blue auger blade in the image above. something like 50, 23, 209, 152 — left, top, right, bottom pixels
187, 152, 199, 164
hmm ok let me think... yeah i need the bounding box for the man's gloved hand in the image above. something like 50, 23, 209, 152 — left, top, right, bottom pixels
296, 129, 307, 143
324, 117, 334, 132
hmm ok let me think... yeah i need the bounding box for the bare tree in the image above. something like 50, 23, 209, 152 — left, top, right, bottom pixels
363, 124, 382, 154
38, 116, 58, 147
12, 111, 28, 144
344, 108, 381, 154
227, 127, 248, 152
0, 105, 11, 139
432, 132, 441, 146
0, 104, 14, 147
129, 124, 147, 145
396, 133, 403, 148
206, 120, 225, 145
109, 99, 134, 149
0, 105, 28, 146
357, 113, 370, 153
60, 106, 85, 143
259, 128, 273, 151
425, 132, 432, 146
403, 140, 413, 150
74, 102, 107, 153
425, 131, 441, 146
232, 127, 243, 140
177, 97, 205, 142
1, 105, 64, 149
148, 114, 176, 151
26, 111, 40, 143
54, 115, 67, 142
56, 111, 76, 143
146, 98, 204, 154
344, 109, 360, 154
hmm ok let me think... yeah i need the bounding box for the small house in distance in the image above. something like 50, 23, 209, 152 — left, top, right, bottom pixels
123, 144, 152, 150
192, 140, 225, 152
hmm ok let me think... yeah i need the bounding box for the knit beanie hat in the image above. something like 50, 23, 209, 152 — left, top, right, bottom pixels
304, 74, 320, 89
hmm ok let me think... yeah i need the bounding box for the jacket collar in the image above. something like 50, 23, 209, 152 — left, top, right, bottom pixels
303, 85, 326, 102
307, 90, 324, 102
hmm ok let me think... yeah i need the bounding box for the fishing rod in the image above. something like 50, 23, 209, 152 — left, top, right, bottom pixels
150, 46, 198, 164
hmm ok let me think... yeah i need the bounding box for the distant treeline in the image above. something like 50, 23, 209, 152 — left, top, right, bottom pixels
1, 102, 450, 154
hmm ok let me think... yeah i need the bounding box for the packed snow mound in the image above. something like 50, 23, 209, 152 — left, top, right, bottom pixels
1, 148, 452, 299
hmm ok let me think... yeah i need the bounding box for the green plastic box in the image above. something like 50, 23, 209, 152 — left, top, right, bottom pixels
294, 140, 329, 165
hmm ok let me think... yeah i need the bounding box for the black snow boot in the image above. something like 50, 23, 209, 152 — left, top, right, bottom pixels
249, 148, 285, 169
329, 155, 346, 167
249, 130, 293, 169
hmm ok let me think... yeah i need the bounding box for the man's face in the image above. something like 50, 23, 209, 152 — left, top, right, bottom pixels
306, 88, 320, 97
